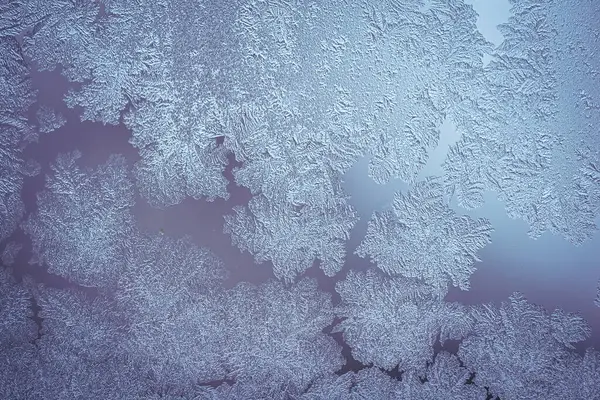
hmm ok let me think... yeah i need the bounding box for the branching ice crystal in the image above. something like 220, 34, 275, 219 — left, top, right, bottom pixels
560, 348, 600, 400
0, 269, 39, 400
122, 0, 240, 206
33, 286, 144, 399
459, 293, 591, 400
398, 351, 487, 400
35, 105, 66, 134
301, 367, 401, 400
225, 193, 358, 282
357, 178, 493, 293
0, 36, 36, 242
445, 0, 600, 244
20, 0, 100, 81
221, 278, 343, 392
335, 269, 472, 372
1, 240, 22, 266
115, 232, 229, 385
22, 151, 135, 287
64, 1, 164, 125
352, 0, 491, 184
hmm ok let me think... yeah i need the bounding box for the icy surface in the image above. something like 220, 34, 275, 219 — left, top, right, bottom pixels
23, 151, 135, 287
20, 0, 99, 81
1, 0, 600, 397
0, 37, 36, 242
0, 269, 38, 400
116, 232, 228, 385
398, 351, 488, 400
356, 178, 493, 293
445, 0, 600, 244
224, 193, 358, 282
334, 269, 473, 372
35, 105, 66, 134
221, 278, 343, 391
1, 240, 22, 266
32, 286, 144, 399
459, 292, 592, 400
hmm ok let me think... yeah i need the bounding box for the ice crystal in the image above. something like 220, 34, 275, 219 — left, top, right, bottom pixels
33, 286, 144, 399
35, 105, 66, 134
335, 269, 472, 372
0, 36, 36, 242
399, 351, 487, 400
1, 240, 22, 266
64, 1, 164, 125
116, 233, 228, 385
121, 0, 239, 206
0, 269, 38, 400
22, 151, 135, 287
225, 194, 357, 282
356, 178, 493, 293
445, 0, 600, 244
221, 278, 343, 391
301, 367, 400, 400
459, 293, 591, 400
20, 0, 100, 81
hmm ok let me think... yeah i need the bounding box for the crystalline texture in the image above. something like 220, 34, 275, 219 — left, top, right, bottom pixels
35, 105, 66, 134
221, 278, 344, 392
398, 351, 488, 400
22, 151, 135, 287
1, 240, 22, 266
63, 0, 165, 125
0, 269, 39, 400
0, 36, 36, 242
334, 269, 473, 372
458, 293, 591, 400
445, 0, 600, 244
356, 178, 493, 293
351, 0, 491, 184
122, 0, 239, 206
301, 367, 401, 400
224, 193, 358, 282
33, 286, 145, 399
20, 0, 100, 81
115, 233, 229, 386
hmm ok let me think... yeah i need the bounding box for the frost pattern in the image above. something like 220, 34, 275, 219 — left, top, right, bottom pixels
560, 348, 600, 400
352, 0, 491, 184
224, 193, 358, 282
0, 36, 36, 242
1, 240, 22, 266
0, 269, 38, 400
301, 367, 400, 400
122, 0, 237, 206
596, 280, 600, 308
22, 151, 135, 287
35, 105, 66, 134
0, 268, 36, 350
356, 178, 493, 293
459, 293, 591, 400
20, 0, 100, 81
222, 278, 343, 391
63, 1, 161, 125
33, 286, 145, 399
116, 233, 228, 385
445, 0, 600, 244
334, 269, 472, 372
398, 352, 487, 400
